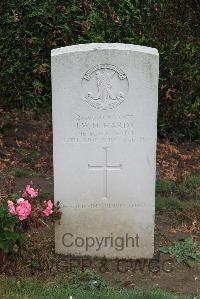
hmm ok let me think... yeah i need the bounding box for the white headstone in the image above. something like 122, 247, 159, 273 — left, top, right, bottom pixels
52, 43, 159, 259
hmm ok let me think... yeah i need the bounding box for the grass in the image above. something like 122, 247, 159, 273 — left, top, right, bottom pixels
0, 278, 195, 299
16, 148, 41, 163
156, 180, 177, 194
155, 195, 200, 213
12, 168, 43, 178
178, 175, 200, 197
156, 175, 200, 196
156, 175, 200, 212
16, 148, 41, 158
155, 196, 183, 212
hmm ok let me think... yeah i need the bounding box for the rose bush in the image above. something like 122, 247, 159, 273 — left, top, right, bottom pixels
0, 184, 61, 255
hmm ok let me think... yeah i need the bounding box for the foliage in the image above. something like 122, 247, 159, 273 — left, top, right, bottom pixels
160, 237, 200, 267
0, 204, 25, 253
68, 268, 109, 291
0, 1, 199, 140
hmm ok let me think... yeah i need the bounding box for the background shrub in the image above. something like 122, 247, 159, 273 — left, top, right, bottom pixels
0, 0, 199, 140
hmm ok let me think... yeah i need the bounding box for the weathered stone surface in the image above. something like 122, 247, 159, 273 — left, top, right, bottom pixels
52, 43, 159, 258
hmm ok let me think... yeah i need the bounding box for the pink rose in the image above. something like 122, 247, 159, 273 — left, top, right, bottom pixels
15, 198, 32, 221
22, 191, 28, 198
24, 185, 38, 198
43, 200, 53, 217
8, 200, 17, 215
8, 198, 31, 220
17, 198, 25, 204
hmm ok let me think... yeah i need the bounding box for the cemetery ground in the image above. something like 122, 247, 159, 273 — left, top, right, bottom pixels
0, 110, 199, 298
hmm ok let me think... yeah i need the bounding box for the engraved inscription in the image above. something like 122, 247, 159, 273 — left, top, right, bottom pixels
82, 64, 129, 110
65, 114, 136, 144
63, 202, 146, 209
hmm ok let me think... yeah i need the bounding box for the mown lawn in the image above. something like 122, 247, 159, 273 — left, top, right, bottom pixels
0, 278, 198, 299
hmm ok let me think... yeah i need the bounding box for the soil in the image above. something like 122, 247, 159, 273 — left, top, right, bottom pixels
0, 109, 199, 296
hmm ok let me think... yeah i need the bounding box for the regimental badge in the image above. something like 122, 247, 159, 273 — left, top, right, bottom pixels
82, 64, 129, 110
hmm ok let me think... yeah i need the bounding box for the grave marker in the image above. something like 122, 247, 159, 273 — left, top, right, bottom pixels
52, 43, 159, 258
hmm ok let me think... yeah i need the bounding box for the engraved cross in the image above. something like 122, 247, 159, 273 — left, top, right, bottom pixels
88, 147, 122, 199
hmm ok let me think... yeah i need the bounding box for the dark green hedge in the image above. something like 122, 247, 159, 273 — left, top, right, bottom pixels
0, 0, 199, 140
